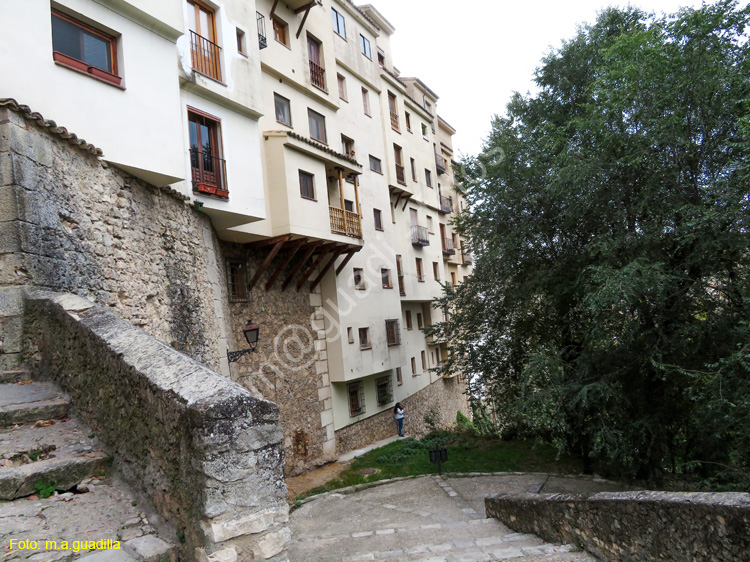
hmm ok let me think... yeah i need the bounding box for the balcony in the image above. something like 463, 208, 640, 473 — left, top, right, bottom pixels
309, 60, 326, 90
390, 111, 400, 132
395, 164, 406, 186
442, 237, 456, 256
329, 206, 362, 239
411, 225, 430, 246
190, 148, 228, 198
190, 30, 222, 82
435, 153, 447, 174
257, 12, 268, 49
463, 251, 474, 265
440, 195, 454, 214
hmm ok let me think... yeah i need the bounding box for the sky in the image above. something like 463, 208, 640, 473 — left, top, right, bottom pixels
367, 0, 711, 158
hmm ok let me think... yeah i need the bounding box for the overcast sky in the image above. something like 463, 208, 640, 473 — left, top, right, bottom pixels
369, 0, 710, 158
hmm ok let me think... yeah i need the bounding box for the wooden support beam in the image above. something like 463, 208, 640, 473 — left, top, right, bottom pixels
264, 238, 307, 292
281, 240, 323, 292
296, 250, 329, 293
248, 239, 288, 291
295, 2, 314, 38
247, 234, 292, 249
309, 249, 345, 292
269, 0, 280, 20
353, 174, 361, 218
402, 194, 412, 211
393, 192, 403, 209
335, 250, 357, 276
338, 168, 347, 233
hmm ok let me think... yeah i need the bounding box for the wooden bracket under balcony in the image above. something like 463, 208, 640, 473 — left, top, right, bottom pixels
247, 235, 292, 291
281, 240, 324, 292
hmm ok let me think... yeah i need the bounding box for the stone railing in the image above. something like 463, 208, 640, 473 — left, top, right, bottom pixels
23, 291, 290, 562
486, 490, 750, 562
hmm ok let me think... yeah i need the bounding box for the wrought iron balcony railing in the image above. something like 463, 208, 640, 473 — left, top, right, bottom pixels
435, 153, 447, 174
309, 60, 326, 90
395, 163, 406, 185
190, 148, 227, 196
257, 12, 268, 49
440, 195, 453, 214
390, 111, 400, 132
190, 30, 222, 81
411, 225, 430, 246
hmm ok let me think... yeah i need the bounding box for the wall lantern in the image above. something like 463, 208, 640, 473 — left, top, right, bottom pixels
227, 320, 260, 363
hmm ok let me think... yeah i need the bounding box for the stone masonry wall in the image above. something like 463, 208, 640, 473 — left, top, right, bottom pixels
335, 376, 469, 453
0, 102, 228, 373
485, 490, 750, 562
24, 291, 290, 562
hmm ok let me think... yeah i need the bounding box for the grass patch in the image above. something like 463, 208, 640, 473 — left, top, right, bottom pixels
296, 431, 582, 501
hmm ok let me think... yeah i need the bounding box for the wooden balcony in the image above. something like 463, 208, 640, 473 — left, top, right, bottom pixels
390, 111, 400, 132
330, 206, 362, 239
440, 195, 454, 214
411, 225, 430, 246
395, 163, 406, 185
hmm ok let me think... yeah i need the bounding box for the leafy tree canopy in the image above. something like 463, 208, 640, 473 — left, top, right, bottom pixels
433, 1, 750, 487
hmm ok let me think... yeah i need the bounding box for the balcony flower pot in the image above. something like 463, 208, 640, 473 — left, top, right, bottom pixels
196, 183, 217, 195
88, 66, 122, 86
53, 51, 88, 72
215, 189, 229, 199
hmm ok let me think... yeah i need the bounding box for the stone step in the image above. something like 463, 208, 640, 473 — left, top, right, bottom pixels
0, 381, 70, 427
0, 369, 31, 384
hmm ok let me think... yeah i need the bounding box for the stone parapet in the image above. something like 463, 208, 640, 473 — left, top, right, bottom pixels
485, 490, 750, 562
23, 291, 289, 561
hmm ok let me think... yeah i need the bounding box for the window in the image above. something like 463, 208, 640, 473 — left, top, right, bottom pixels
348, 382, 365, 417
422, 123, 428, 137
405, 112, 412, 132
417, 313, 423, 330
308, 35, 325, 90
359, 327, 371, 349
451, 272, 457, 285
337, 74, 348, 101
308, 109, 327, 143
396, 367, 403, 385
353, 268, 365, 290
427, 216, 433, 233
433, 262, 440, 280
188, 108, 226, 195
51, 10, 120, 85
236, 28, 247, 55
341, 135, 354, 156
373, 209, 383, 230
362, 88, 371, 116
377, 50, 385, 67
382, 269, 392, 289
385, 320, 400, 346
274, 93, 291, 126
421, 350, 427, 371
411, 158, 417, 182
347, 327, 354, 344
388, 92, 399, 132
360, 34, 372, 59
405, 310, 413, 330
273, 18, 289, 46
299, 170, 315, 200
187, 0, 221, 81
391, 203, 396, 224
227, 260, 248, 301
377, 375, 393, 405
425, 169, 433, 187
345, 199, 354, 212
411, 357, 417, 375
416, 258, 424, 282
369, 155, 382, 174
332, 8, 346, 38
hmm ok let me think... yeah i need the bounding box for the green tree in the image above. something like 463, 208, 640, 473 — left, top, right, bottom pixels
432, 1, 750, 486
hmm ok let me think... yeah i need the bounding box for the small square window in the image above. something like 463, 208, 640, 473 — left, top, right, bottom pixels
425, 169, 433, 187
382, 269, 392, 289
273, 18, 289, 46
353, 268, 366, 290
337, 74, 348, 101
347, 327, 354, 344
227, 259, 248, 302
385, 319, 400, 346
274, 93, 291, 126
308, 109, 327, 143
360, 34, 372, 59
421, 123, 428, 137
378, 50, 385, 67
396, 367, 403, 385
405, 112, 412, 132
373, 209, 383, 230
369, 155, 382, 174
299, 170, 315, 200
377, 375, 393, 405
236, 28, 247, 55
405, 310, 413, 330
359, 327, 371, 349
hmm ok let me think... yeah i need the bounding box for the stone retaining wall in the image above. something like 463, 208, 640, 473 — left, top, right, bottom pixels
335, 375, 469, 453
24, 291, 290, 562
485, 490, 750, 562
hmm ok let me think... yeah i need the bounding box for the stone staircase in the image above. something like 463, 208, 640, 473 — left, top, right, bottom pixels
288, 475, 599, 562
0, 372, 179, 562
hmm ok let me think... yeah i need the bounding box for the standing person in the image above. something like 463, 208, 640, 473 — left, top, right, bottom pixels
394, 403, 405, 437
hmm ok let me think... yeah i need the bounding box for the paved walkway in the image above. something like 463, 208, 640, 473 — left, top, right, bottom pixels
288, 473, 615, 561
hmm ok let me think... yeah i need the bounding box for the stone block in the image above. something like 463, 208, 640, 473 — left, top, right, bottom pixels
309, 293, 322, 307
323, 438, 336, 455
0, 152, 13, 187
0, 286, 23, 316
320, 409, 333, 427
252, 528, 291, 560
124, 535, 175, 562
234, 423, 284, 452
317, 386, 331, 401
201, 507, 286, 543
0, 316, 23, 353
77, 549, 137, 562
315, 361, 328, 375
0, 222, 20, 254
0, 185, 18, 221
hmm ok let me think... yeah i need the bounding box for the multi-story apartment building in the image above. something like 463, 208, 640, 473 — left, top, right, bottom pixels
0, 0, 471, 473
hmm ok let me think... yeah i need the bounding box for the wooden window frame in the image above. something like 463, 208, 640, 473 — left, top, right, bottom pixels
359, 327, 371, 350
376, 375, 393, 405
226, 259, 248, 302
382, 268, 393, 289
369, 155, 383, 174
299, 170, 316, 201
417, 313, 423, 330
274, 93, 292, 127
308, 108, 327, 144
236, 27, 247, 55
405, 310, 413, 330
373, 208, 383, 231
273, 17, 289, 46
385, 319, 400, 346
348, 382, 365, 417
337, 74, 348, 101
416, 258, 425, 282
396, 367, 403, 385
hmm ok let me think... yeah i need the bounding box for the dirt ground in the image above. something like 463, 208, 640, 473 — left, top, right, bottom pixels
286, 461, 350, 500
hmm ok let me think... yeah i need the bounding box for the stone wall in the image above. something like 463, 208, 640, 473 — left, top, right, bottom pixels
485, 490, 750, 562
335, 376, 469, 453
0, 101, 228, 373
24, 291, 290, 562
